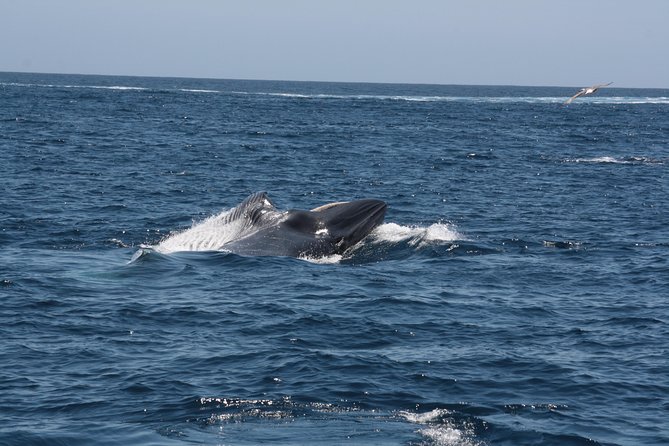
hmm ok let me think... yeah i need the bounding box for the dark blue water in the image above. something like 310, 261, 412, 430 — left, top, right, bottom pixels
1, 72, 668, 446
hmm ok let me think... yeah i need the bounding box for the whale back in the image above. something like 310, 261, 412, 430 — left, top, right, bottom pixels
219, 191, 278, 227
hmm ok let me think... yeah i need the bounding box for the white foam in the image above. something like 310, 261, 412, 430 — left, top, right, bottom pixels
372, 223, 424, 242
400, 409, 480, 446
424, 223, 462, 242
4, 82, 668, 104
88, 85, 147, 91
419, 426, 476, 446
298, 253, 343, 264
371, 222, 461, 245
571, 156, 621, 164
566, 156, 664, 165
400, 408, 450, 424
179, 88, 221, 93
0, 81, 147, 91
249, 92, 563, 103
225, 92, 669, 104
591, 96, 669, 104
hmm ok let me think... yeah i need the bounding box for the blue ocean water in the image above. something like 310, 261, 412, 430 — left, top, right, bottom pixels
1, 72, 668, 446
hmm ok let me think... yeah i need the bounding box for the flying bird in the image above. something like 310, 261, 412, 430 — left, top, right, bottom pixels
564, 82, 613, 104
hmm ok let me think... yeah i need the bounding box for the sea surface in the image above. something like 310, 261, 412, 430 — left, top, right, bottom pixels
1, 72, 668, 446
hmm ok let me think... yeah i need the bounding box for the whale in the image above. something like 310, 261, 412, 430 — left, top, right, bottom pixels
162, 192, 387, 258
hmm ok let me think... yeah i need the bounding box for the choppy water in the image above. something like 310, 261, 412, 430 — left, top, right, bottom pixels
1, 72, 668, 446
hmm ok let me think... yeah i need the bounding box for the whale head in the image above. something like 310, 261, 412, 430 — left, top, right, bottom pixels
309, 199, 387, 252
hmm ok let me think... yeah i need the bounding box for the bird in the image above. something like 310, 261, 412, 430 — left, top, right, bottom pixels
564, 82, 613, 104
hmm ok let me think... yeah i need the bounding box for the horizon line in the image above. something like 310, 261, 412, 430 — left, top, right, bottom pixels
1, 69, 666, 90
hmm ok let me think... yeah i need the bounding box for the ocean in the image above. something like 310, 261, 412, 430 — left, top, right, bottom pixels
1, 72, 667, 446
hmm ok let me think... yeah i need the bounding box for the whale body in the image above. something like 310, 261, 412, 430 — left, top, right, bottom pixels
158, 192, 387, 258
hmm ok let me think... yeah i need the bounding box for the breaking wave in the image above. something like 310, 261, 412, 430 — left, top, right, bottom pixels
399, 408, 483, 446
370, 222, 461, 245
3, 82, 668, 104
564, 156, 666, 165
254, 93, 669, 104
0, 82, 148, 91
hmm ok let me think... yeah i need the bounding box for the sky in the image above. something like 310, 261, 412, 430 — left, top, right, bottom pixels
1, 0, 668, 88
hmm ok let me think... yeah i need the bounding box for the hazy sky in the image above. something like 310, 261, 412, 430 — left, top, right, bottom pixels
1, 0, 668, 88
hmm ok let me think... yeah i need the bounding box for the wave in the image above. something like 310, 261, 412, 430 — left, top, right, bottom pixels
194, 397, 481, 446
86, 85, 146, 91
178, 88, 221, 93
3, 82, 668, 104
564, 156, 666, 165
1, 81, 221, 94
0, 82, 149, 91
370, 222, 461, 245
399, 408, 482, 446
241, 91, 669, 104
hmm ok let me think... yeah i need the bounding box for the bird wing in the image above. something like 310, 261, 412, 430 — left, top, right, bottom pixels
564, 89, 586, 104
590, 82, 613, 90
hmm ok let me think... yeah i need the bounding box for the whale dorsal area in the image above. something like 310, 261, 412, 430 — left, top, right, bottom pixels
219, 192, 278, 226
